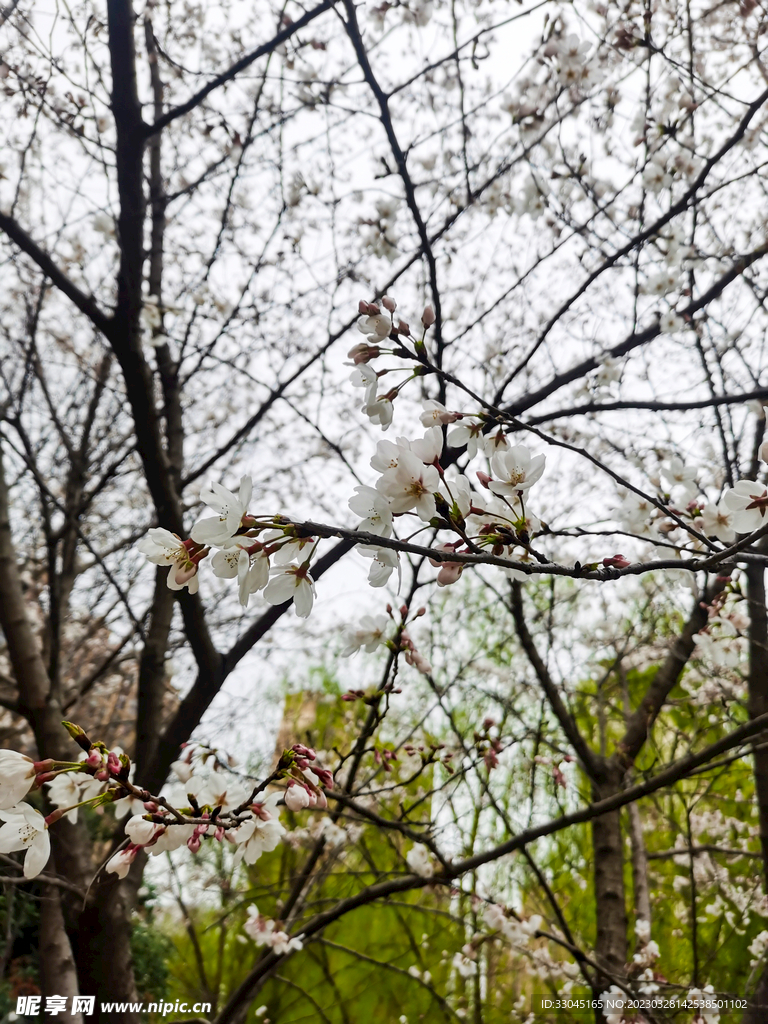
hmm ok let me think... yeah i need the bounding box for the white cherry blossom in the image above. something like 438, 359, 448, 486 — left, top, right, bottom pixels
376, 450, 439, 521
0, 804, 50, 878
342, 614, 391, 656
349, 485, 394, 538
171, 760, 194, 783
420, 399, 460, 427
125, 815, 163, 846
46, 771, 102, 823
243, 906, 303, 953
452, 951, 478, 978
272, 537, 316, 566
237, 549, 270, 607
365, 547, 400, 588
191, 475, 253, 545
210, 544, 242, 579
723, 480, 768, 533
357, 312, 391, 341
616, 492, 655, 536
660, 310, 684, 334
482, 432, 510, 458
409, 426, 442, 465
137, 528, 200, 594
0, 751, 38, 809
187, 775, 248, 812
349, 363, 377, 397
147, 823, 196, 856
229, 793, 285, 865
489, 445, 545, 496
263, 565, 316, 617
447, 420, 484, 458
406, 844, 435, 877
700, 501, 736, 543
106, 847, 139, 879
370, 437, 410, 473
363, 392, 395, 431
660, 456, 697, 499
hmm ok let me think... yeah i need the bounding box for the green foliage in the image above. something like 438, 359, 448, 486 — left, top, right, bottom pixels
132, 918, 172, 1007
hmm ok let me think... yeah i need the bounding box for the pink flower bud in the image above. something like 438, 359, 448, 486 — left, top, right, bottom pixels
382, 295, 397, 312
187, 835, 201, 853
291, 743, 316, 760
602, 554, 631, 569
347, 342, 381, 364
45, 808, 65, 826
476, 472, 492, 489
437, 562, 463, 587
422, 304, 435, 327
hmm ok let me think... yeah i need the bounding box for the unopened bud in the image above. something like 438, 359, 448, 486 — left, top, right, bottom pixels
602, 554, 631, 569
382, 295, 397, 312
61, 721, 92, 751
422, 304, 435, 327
476, 471, 492, 489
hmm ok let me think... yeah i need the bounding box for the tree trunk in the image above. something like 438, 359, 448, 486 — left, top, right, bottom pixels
627, 800, 651, 929
743, 562, 768, 1023
39, 881, 84, 1024
592, 766, 627, 989
75, 869, 142, 1024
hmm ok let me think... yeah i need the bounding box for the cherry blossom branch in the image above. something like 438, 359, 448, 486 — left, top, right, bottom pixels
145, 0, 337, 136
0, 212, 113, 337
251, 516, 756, 579
525, 387, 768, 425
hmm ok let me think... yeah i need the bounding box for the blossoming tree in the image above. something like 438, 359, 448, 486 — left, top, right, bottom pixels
3, 0, 768, 1019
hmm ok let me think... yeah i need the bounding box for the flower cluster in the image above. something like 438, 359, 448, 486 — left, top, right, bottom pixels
137, 476, 317, 616
0, 725, 335, 884
0, 751, 62, 879
616, 444, 768, 571
243, 906, 303, 954
134, 294, 659, 626
105, 742, 335, 877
